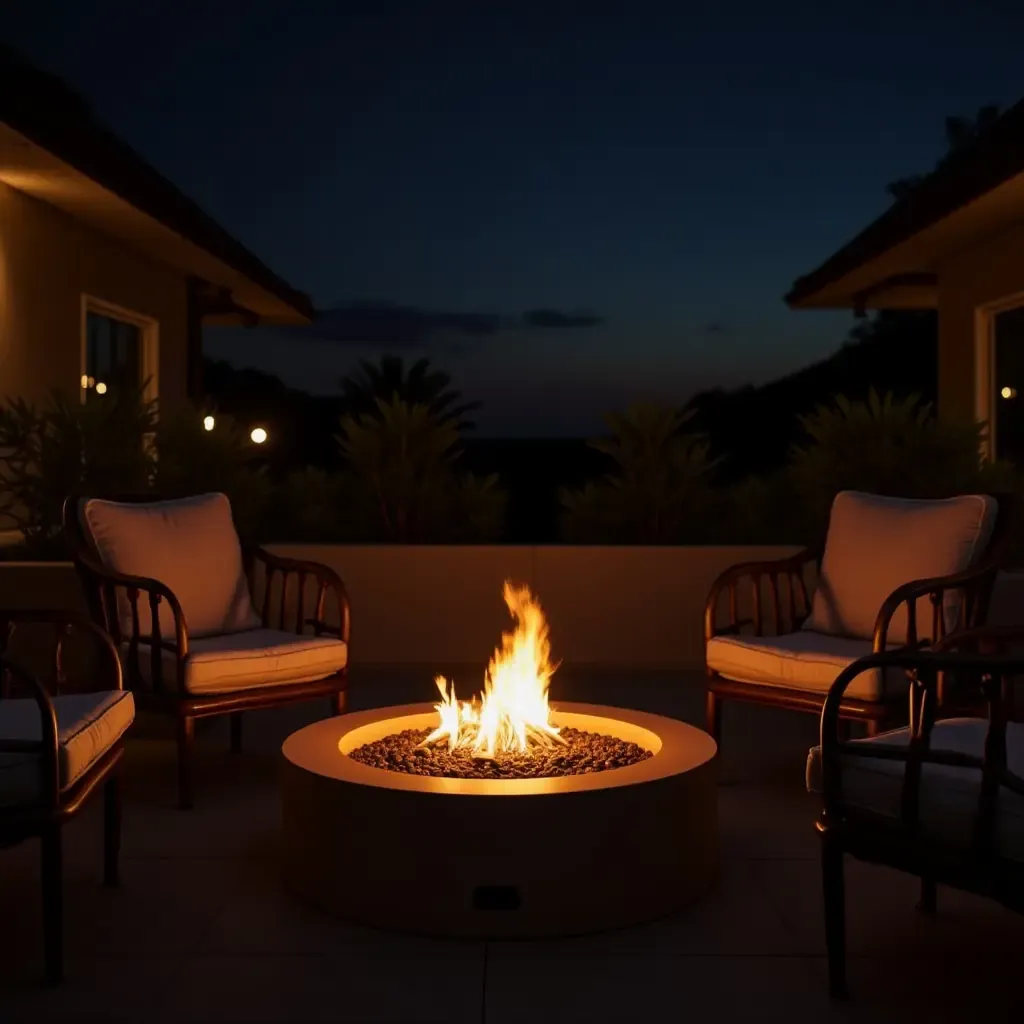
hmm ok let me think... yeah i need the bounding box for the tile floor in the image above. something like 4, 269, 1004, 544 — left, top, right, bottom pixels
0, 667, 1019, 1022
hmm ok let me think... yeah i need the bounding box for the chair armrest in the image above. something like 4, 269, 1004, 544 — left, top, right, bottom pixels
0, 655, 62, 811
2, 610, 124, 694
871, 556, 1003, 653
248, 547, 351, 644
71, 550, 189, 695
704, 547, 818, 640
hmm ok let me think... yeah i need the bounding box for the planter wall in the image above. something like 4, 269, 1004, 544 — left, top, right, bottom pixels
3, 549, 1022, 671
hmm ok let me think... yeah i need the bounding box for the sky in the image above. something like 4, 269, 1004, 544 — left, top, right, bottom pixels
8, 2, 1024, 435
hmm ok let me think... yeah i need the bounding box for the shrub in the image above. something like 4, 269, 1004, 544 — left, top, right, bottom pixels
0, 389, 156, 555
560, 403, 718, 543
788, 389, 1018, 544
337, 395, 505, 542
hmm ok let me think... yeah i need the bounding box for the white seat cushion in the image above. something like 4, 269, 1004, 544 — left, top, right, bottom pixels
0, 690, 135, 806
80, 493, 260, 639
804, 491, 997, 644
706, 630, 893, 700
807, 718, 1024, 862
128, 629, 348, 695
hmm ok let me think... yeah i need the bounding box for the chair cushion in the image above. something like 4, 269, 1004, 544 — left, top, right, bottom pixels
81, 493, 259, 640
0, 690, 135, 806
128, 629, 349, 695
806, 718, 1024, 862
804, 491, 997, 644
706, 630, 890, 700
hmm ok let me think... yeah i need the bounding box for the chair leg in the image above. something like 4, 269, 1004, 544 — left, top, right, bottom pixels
821, 830, 848, 999
918, 877, 937, 916
863, 718, 880, 738
41, 824, 63, 986
330, 688, 347, 717
103, 775, 121, 887
705, 689, 722, 747
229, 712, 243, 754
176, 714, 195, 810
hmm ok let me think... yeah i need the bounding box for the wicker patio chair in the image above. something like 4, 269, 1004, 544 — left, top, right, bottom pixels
0, 611, 133, 985
63, 492, 351, 810
807, 628, 1024, 998
704, 491, 1015, 746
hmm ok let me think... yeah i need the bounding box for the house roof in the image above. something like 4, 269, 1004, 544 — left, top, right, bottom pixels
0, 46, 314, 324
786, 98, 1024, 310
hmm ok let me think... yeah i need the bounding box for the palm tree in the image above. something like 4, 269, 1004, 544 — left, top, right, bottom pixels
338, 356, 481, 431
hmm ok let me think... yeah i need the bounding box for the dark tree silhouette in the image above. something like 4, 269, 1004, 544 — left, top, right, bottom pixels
885, 104, 1001, 201
338, 355, 481, 430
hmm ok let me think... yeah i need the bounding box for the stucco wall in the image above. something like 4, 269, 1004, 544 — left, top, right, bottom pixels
0, 180, 188, 406
937, 220, 1024, 423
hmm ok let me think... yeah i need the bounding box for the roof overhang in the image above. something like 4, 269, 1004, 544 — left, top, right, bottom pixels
787, 97, 1024, 313
0, 122, 313, 326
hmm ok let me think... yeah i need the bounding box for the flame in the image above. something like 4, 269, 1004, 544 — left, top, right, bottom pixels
419, 583, 564, 757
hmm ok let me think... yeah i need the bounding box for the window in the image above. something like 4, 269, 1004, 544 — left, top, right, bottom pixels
80, 297, 158, 403
993, 305, 1024, 463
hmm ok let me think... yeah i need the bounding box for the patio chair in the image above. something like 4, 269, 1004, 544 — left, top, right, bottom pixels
704, 491, 1014, 746
807, 629, 1024, 998
0, 611, 133, 985
63, 492, 351, 810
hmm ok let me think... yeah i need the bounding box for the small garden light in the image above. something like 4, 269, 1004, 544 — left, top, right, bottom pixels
250, 426, 268, 445
203, 415, 215, 431
95, 381, 107, 395
1001, 386, 1017, 399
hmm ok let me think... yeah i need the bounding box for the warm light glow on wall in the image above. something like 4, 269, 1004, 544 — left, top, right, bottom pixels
1001, 386, 1017, 399
250, 426, 268, 444
203, 415, 215, 431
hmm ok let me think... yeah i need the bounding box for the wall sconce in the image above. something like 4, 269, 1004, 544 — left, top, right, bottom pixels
203, 415, 215, 431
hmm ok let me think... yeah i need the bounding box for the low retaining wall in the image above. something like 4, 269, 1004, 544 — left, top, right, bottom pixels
3, 547, 1022, 670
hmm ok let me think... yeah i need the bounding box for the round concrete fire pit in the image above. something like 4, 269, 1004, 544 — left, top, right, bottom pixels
280, 702, 719, 938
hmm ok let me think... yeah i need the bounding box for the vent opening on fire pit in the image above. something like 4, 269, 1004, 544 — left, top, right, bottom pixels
347, 582, 654, 780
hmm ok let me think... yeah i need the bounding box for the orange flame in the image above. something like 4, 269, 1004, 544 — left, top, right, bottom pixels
419, 583, 563, 757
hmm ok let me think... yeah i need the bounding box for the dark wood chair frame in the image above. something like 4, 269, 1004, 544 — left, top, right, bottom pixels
703, 494, 1016, 746
62, 495, 352, 810
0, 611, 126, 986
817, 627, 1024, 999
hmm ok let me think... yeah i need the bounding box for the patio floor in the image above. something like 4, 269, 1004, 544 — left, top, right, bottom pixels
1, 667, 1020, 1022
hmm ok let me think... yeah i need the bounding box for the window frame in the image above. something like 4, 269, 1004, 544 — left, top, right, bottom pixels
79, 295, 160, 405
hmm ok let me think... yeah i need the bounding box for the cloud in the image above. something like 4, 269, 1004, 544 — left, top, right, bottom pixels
522, 309, 605, 329
285, 301, 607, 350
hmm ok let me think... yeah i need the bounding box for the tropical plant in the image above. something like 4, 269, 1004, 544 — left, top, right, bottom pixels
337, 395, 503, 541
0, 388, 156, 554
560, 403, 718, 543
787, 389, 1014, 542
338, 355, 481, 430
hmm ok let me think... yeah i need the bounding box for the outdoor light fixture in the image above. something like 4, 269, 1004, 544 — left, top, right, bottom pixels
250, 426, 268, 444
203, 415, 215, 431
80, 374, 89, 389
95, 381, 107, 395
1001, 386, 1018, 399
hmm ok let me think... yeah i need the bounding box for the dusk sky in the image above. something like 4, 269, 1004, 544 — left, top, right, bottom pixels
8, 3, 1024, 435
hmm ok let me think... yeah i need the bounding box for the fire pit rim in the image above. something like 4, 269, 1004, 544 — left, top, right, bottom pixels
282, 701, 717, 797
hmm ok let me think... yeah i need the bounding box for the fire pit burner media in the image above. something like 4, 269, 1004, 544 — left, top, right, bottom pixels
349, 726, 653, 779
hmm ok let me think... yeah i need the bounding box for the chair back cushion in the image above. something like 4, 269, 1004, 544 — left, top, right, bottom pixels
804, 491, 998, 644
80, 493, 259, 639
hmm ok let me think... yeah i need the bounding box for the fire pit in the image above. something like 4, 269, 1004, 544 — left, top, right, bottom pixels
280, 583, 719, 937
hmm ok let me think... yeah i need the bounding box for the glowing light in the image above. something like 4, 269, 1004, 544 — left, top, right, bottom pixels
80, 374, 89, 389
250, 426, 268, 444
87, 376, 95, 388
203, 415, 215, 431
1001, 386, 1017, 399
95, 381, 107, 395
